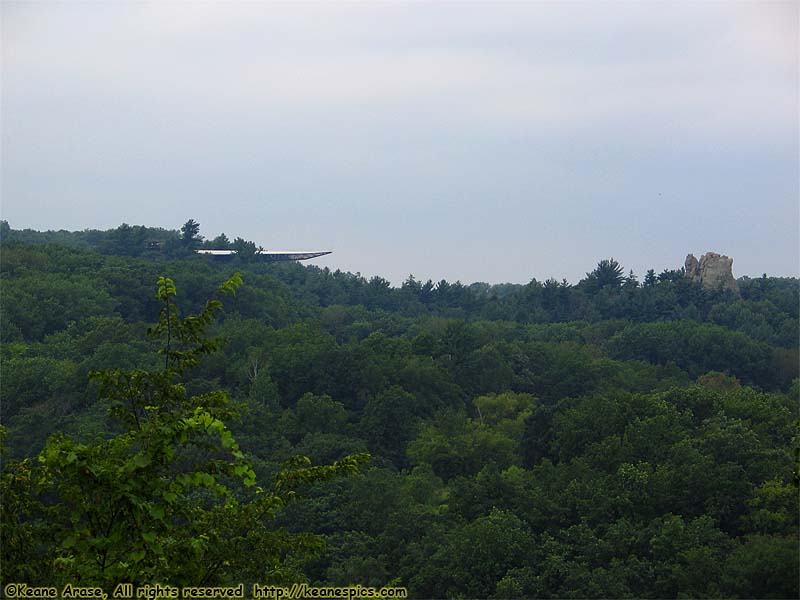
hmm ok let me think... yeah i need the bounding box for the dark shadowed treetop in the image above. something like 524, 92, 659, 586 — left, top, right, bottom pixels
180, 219, 203, 247
584, 258, 625, 290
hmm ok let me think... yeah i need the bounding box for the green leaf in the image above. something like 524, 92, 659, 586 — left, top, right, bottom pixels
142, 531, 157, 544
129, 550, 146, 563
220, 431, 235, 448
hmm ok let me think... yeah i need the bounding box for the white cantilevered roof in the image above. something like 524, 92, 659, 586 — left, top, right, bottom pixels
196, 250, 331, 260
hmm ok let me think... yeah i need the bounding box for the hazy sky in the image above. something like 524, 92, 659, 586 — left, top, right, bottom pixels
2, 1, 798, 285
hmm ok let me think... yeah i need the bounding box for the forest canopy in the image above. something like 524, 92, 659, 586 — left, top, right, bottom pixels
0, 222, 798, 599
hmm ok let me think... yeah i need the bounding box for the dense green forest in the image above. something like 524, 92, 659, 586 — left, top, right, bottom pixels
1, 221, 798, 599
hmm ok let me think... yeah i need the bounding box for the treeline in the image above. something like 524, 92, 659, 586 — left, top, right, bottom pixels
0, 219, 263, 259
0, 225, 798, 598
2, 219, 798, 349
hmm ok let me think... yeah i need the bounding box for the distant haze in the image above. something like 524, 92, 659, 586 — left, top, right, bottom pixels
2, 1, 798, 284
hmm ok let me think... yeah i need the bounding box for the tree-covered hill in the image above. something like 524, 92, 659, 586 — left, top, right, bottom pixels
1, 223, 797, 598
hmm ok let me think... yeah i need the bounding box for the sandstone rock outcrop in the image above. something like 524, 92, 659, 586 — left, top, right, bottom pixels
685, 252, 739, 293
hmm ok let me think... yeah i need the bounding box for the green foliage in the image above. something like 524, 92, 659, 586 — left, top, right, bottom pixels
1, 229, 798, 598
721, 534, 799, 599
583, 258, 625, 292
2, 273, 117, 340
231, 237, 263, 261
180, 219, 203, 248
360, 386, 422, 467
0, 275, 368, 589
407, 411, 518, 480
249, 369, 281, 411
606, 320, 791, 388
410, 508, 536, 598
281, 393, 349, 444
205, 232, 232, 249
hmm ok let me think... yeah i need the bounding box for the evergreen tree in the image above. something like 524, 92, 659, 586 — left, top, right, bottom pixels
180, 219, 203, 248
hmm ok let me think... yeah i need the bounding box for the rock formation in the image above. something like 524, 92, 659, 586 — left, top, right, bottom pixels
685, 252, 739, 293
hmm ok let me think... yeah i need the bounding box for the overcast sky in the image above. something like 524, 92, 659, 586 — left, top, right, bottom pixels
2, 1, 798, 285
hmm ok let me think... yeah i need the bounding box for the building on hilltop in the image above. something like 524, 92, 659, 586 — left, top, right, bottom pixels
196, 249, 331, 262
